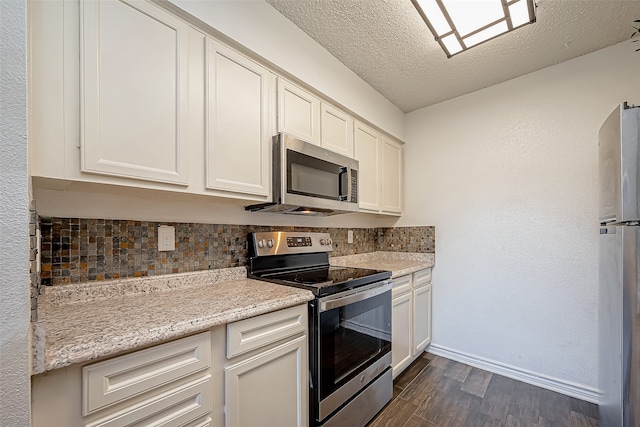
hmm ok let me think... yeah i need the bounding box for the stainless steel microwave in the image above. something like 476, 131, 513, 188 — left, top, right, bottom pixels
245, 133, 359, 216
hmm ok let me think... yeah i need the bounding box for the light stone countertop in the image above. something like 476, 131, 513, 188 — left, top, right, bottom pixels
32, 269, 313, 374
330, 251, 435, 278
32, 252, 434, 375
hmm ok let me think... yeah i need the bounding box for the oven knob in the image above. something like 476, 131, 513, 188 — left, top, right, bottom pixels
257, 239, 265, 248
327, 238, 332, 246
267, 239, 274, 248
320, 238, 326, 245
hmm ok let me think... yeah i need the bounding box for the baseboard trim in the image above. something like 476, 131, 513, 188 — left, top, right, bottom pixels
426, 344, 600, 404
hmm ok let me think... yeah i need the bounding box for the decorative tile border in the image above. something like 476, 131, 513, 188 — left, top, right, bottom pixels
40, 218, 435, 286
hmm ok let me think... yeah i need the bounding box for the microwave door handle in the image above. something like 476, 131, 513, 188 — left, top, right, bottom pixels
338, 166, 349, 201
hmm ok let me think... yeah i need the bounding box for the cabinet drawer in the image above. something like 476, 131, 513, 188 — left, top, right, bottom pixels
186, 417, 213, 427
85, 375, 212, 427
83, 332, 211, 415
413, 269, 432, 288
227, 304, 307, 358
392, 275, 412, 298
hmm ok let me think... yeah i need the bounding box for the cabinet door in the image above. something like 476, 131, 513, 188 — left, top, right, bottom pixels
354, 122, 380, 212
321, 103, 354, 157
206, 39, 273, 197
391, 293, 412, 379
413, 284, 432, 356
225, 336, 308, 427
380, 137, 403, 215
277, 79, 321, 145
81, 0, 189, 185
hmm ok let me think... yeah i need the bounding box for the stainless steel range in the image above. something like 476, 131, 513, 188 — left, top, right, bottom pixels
247, 231, 393, 427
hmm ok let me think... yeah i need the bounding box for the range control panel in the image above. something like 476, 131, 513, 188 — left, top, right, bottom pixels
286, 236, 312, 247
250, 231, 333, 256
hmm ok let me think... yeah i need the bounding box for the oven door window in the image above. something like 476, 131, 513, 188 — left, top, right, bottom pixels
287, 150, 348, 201
318, 289, 391, 400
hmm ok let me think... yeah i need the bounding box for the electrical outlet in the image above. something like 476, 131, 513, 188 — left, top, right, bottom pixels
348, 229, 354, 244
158, 225, 175, 251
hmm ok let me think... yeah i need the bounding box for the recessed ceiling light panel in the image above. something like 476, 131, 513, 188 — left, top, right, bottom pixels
412, 0, 537, 57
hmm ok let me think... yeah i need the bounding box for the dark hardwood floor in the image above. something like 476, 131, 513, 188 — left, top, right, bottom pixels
368, 353, 599, 427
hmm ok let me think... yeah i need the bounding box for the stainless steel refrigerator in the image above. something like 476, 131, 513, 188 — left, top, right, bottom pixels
598, 102, 640, 427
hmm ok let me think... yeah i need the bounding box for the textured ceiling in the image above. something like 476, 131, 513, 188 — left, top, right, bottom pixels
266, 0, 640, 112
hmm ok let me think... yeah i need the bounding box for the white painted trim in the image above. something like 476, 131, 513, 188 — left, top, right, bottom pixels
426, 344, 600, 404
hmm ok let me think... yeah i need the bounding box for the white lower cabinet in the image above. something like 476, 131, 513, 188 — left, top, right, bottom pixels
225, 336, 307, 427
32, 332, 214, 427
391, 291, 413, 378
413, 284, 432, 354
391, 268, 433, 378
223, 304, 308, 427
31, 305, 309, 427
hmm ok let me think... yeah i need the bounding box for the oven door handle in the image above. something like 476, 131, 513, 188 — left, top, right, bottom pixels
318, 280, 393, 312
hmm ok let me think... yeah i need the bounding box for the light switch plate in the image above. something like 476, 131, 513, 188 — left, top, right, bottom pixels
348, 230, 354, 244
158, 225, 175, 251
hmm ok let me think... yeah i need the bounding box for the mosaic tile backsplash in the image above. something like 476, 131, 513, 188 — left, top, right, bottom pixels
40, 218, 435, 285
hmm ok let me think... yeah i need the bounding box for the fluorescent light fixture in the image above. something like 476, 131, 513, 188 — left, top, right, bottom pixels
412, 0, 536, 57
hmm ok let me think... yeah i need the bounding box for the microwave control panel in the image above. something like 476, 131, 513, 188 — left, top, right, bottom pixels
350, 169, 358, 203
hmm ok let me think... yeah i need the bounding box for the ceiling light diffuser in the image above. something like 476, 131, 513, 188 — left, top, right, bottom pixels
412, 0, 536, 57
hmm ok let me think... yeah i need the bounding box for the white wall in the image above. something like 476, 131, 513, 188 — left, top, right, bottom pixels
168, 0, 405, 140
400, 41, 640, 396
0, 0, 31, 425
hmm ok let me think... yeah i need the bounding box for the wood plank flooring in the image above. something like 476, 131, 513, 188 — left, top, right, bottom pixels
368, 353, 599, 427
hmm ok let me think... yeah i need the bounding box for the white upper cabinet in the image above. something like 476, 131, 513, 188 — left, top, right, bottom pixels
354, 122, 381, 212
320, 103, 354, 158
29, 0, 402, 212
80, 0, 190, 185
380, 137, 403, 214
205, 38, 273, 197
277, 79, 321, 145
354, 121, 403, 215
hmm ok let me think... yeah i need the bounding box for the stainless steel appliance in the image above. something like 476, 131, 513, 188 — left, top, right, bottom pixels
245, 133, 359, 216
247, 231, 393, 427
598, 102, 640, 426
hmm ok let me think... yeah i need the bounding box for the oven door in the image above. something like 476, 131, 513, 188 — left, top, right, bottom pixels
313, 280, 392, 422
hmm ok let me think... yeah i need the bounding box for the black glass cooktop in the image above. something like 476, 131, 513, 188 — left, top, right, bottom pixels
256, 265, 391, 296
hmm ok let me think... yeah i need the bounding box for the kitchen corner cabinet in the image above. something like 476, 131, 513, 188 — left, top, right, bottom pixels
277, 79, 321, 145
31, 305, 309, 427
205, 38, 274, 197
80, 0, 190, 185
391, 269, 432, 378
